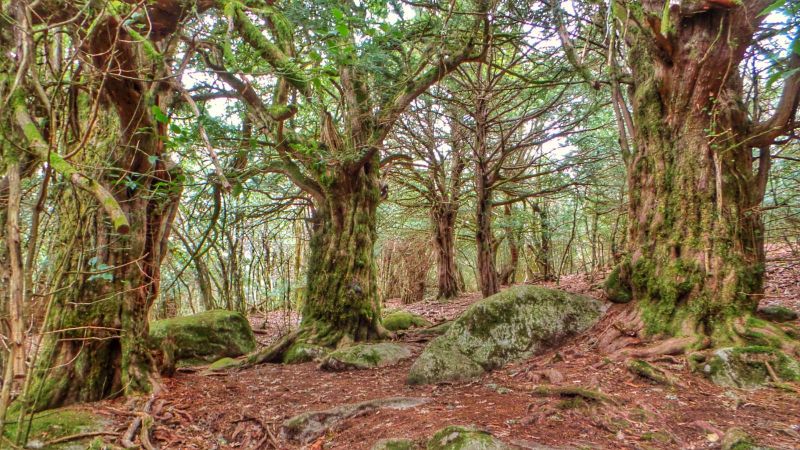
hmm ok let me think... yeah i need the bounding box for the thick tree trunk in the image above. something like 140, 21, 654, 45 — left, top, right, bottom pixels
298, 159, 385, 347
475, 166, 499, 297
26, 17, 181, 411
431, 205, 460, 299
611, 3, 776, 345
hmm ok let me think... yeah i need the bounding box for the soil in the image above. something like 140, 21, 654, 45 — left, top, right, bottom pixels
90, 251, 800, 449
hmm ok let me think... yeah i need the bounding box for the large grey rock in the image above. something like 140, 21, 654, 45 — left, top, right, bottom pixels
407, 286, 602, 385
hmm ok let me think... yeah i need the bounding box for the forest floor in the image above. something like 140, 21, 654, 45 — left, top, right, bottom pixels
88, 248, 800, 450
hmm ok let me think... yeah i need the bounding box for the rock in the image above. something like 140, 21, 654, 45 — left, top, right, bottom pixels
282, 342, 328, 364
407, 286, 602, 384
704, 346, 800, 389
427, 425, 511, 450
320, 343, 413, 371
283, 342, 330, 364
371, 438, 419, 450
383, 310, 432, 331
721, 427, 757, 450
281, 397, 429, 444
756, 305, 798, 323
149, 310, 256, 365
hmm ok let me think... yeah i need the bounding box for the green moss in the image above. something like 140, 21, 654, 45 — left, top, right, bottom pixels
321, 343, 412, 370
282, 342, 328, 364
208, 357, 241, 370
626, 359, 673, 385
149, 310, 256, 364
407, 286, 601, 384
604, 262, 632, 303
383, 310, 432, 331
532, 385, 614, 404
704, 346, 800, 388
372, 438, 418, 450
757, 305, 798, 323
4, 407, 109, 449
426, 425, 510, 450
641, 431, 672, 444
721, 428, 756, 450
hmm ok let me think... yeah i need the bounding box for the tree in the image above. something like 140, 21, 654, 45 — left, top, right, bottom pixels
0, 0, 195, 412
198, 0, 491, 353
389, 94, 468, 299
447, 46, 590, 296
558, 0, 800, 351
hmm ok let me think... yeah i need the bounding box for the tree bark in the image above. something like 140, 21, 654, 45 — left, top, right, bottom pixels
298, 157, 385, 347
609, 1, 799, 344
431, 205, 460, 299
475, 163, 499, 297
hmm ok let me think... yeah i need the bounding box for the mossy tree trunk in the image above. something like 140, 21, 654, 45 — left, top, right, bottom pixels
300, 155, 385, 347
610, 0, 800, 345
25, 14, 183, 411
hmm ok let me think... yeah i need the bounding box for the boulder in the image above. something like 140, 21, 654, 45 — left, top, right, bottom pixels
407, 286, 602, 384
149, 310, 256, 365
320, 343, 412, 371
703, 346, 800, 389
383, 310, 432, 331
281, 397, 429, 444
427, 426, 510, 450
756, 305, 798, 323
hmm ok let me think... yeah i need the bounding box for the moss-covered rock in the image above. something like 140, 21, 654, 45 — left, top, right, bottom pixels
407, 286, 602, 384
4, 407, 110, 449
626, 359, 674, 385
703, 346, 800, 389
426, 426, 510, 450
320, 343, 412, 371
383, 310, 432, 331
372, 438, 419, 450
149, 310, 256, 365
757, 305, 798, 323
282, 341, 328, 364
208, 357, 241, 370
721, 427, 757, 450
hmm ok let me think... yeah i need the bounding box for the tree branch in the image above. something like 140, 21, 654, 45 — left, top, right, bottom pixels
749, 33, 800, 147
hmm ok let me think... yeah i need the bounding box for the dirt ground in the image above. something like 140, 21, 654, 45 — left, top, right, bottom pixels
92, 252, 800, 450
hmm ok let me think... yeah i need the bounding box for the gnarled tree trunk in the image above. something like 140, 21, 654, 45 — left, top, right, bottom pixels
298, 157, 385, 347
608, 1, 799, 349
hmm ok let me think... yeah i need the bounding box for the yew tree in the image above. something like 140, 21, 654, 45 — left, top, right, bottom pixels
559, 0, 800, 352
197, 0, 491, 353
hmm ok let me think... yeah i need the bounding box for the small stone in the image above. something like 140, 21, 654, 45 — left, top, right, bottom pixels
706, 433, 719, 442
543, 368, 564, 384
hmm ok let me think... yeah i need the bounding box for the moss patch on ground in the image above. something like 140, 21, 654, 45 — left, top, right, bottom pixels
426, 425, 511, 450
149, 309, 257, 365
383, 310, 432, 331
407, 286, 602, 384
4, 407, 110, 449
